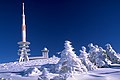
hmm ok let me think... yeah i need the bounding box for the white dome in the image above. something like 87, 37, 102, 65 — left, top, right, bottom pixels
44, 48, 48, 50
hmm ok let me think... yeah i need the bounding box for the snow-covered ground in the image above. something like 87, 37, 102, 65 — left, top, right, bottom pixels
73, 64, 120, 80
0, 57, 120, 80
0, 57, 60, 80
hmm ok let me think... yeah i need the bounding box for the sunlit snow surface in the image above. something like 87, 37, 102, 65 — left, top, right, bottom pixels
0, 57, 120, 80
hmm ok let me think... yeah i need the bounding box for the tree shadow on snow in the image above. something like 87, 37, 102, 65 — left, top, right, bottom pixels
110, 65, 120, 69
41, 64, 56, 73
0, 71, 23, 75
99, 71, 120, 75
89, 74, 105, 77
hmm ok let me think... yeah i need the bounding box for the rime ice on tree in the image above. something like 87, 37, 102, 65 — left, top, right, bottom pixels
88, 43, 99, 63
79, 46, 97, 70
56, 41, 87, 74
18, 3, 30, 62
88, 43, 111, 67
95, 47, 111, 68
106, 44, 120, 64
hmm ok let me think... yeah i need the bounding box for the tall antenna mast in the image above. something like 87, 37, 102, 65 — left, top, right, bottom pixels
18, 1, 30, 62
22, 2, 26, 42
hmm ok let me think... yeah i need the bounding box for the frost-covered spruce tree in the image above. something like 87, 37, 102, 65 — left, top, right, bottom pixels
79, 46, 97, 70
106, 44, 120, 64
88, 43, 111, 68
56, 40, 87, 75
95, 47, 111, 68
88, 43, 99, 63
38, 68, 50, 80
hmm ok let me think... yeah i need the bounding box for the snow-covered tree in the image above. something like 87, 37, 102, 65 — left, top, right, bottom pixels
106, 44, 120, 64
88, 43, 99, 63
88, 43, 111, 68
38, 68, 50, 80
79, 46, 97, 70
95, 47, 111, 68
56, 40, 87, 75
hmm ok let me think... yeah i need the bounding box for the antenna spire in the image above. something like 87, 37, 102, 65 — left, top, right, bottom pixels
22, 0, 25, 15
22, 2, 25, 26
22, 2, 26, 42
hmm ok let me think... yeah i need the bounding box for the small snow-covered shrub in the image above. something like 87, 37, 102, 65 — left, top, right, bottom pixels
23, 67, 41, 76
38, 68, 50, 80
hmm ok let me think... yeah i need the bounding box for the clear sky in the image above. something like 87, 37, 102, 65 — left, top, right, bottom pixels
0, 0, 120, 63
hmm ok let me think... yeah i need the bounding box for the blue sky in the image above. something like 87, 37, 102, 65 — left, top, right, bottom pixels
0, 0, 120, 63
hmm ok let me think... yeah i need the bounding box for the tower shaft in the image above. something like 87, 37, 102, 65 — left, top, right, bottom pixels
22, 3, 26, 42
